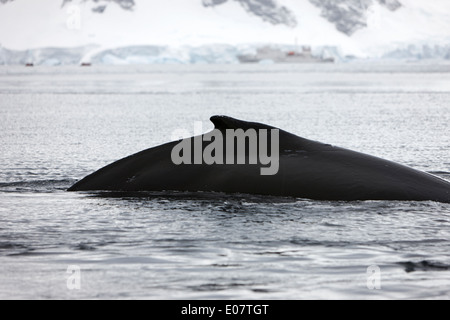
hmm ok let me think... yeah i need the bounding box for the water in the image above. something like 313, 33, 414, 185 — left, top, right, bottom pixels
0, 63, 450, 300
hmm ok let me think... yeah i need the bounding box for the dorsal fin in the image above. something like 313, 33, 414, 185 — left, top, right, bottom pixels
210, 115, 277, 132
209, 115, 333, 152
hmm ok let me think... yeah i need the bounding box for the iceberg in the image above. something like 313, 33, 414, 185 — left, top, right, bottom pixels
382, 43, 450, 61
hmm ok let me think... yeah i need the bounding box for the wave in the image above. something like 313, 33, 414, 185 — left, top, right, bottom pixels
0, 179, 75, 193
81, 190, 301, 203
428, 171, 450, 175
397, 260, 450, 273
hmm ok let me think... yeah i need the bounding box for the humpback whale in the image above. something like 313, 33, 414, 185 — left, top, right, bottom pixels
68, 115, 450, 203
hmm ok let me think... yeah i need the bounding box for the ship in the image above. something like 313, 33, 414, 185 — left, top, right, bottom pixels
237, 46, 334, 64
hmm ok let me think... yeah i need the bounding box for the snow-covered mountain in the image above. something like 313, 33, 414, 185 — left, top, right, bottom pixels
1, 0, 450, 64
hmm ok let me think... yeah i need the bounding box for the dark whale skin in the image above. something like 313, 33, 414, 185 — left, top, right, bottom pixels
68, 115, 450, 203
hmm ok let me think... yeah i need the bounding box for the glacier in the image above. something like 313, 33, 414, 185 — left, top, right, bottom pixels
0, 45, 98, 66
2, 42, 449, 66
381, 43, 450, 60
0, 41, 354, 66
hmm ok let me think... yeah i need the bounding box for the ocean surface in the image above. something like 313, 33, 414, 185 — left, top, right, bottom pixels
0, 63, 449, 300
